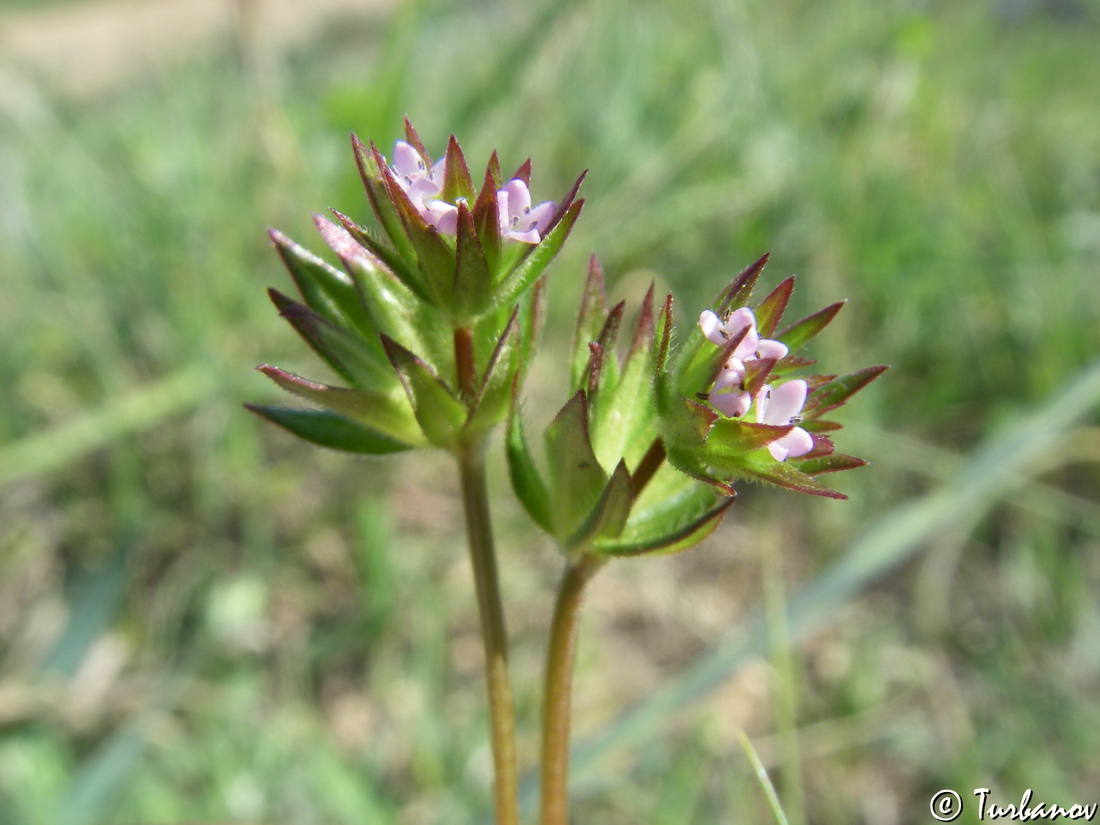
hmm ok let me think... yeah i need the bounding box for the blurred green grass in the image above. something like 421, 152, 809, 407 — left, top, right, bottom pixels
1, 0, 1099, 822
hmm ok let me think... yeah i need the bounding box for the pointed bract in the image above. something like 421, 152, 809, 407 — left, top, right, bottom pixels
267, 289, 389, 387
506, 395, 554, 532
245, 404, 412, 455
453, 202, 492, 320
805, 365, 889, 417
257, 365, 422, 446
566, 460, 634, 553
777, 301, 846, 353
597, 496, 734, 557
544, 391, 609, 542
465, 308, 520, 437
441, 135, 476, 205
716, 252, 769, 314
494, 199, 584, 310
754, 276, 795, 337
380, 334, 467, 448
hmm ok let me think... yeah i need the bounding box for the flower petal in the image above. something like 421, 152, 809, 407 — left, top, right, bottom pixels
699, 310, 725, 345
501, 179, 532, 217
777, 426, 814, 460
428, 156, 446, 184
426, 201, 458, 234
764, 380, 808, 424
526, 201, 558, 234
711, 389, 752, 418
725, 307, 759, 359
713, 362, 746, 389
505, 226, 542, 244
392, 141, 427, 184
756, 337, 789, 360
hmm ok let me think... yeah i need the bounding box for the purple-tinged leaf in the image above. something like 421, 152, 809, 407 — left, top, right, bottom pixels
800, 418, 843, 433
487, 150, 503, 190
402, 117, 431, 162
653, 292, 676, 412
453, 203, 491, 320
584, 342, 606, 398
327, 208, 422, 299
511, 158, 532, 187
776, 301, 845, 353
799, 433, 836, 459
755, 276, 795, 337
733, 454, 848, 499
494, 199, 584, 310
269, 228, 355, 327
245, 404, 411, 455
351, 134, 417, 266
441, 135, 475, 205
655, 292, 673, 376
702, 324, 754, 391
267, 289, 388, 387
793, 453, 867, 475
626, 283, 656, 363
566, 460, 635, 552
545, 169, 588, 236
472, 162, 503, 275
742, 357, 778, 397
804, 365, 889, 417
715, 252, 769, 314
708, 419, 793, 455
571, 255, 609, 390
257, 365, 420, 445
380, 335, 466, 448
593, 300, 627, 384
773, 356, 818, 372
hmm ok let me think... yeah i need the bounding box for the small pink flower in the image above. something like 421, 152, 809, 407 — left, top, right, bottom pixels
498, 179, 556, 244
390, 141, 457, 232
755, 380, 814, 461
698, 308, 789, 362
391, 141, 444, 205
710, 363, 752, 417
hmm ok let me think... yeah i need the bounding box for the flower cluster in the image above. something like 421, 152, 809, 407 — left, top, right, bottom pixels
698, 306, 812, 461
389, 141, 558, 244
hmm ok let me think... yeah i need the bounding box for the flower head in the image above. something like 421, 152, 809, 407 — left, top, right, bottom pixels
251, 121, 586, 455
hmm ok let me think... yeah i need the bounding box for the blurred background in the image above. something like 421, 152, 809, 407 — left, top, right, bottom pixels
2, 0, 1099, 822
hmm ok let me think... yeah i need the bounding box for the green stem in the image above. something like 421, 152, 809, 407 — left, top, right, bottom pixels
539, 554, 606, 825
457, 442, 520, 825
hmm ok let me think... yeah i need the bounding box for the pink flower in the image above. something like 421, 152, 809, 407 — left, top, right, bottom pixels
391, 141, 444, 206
698, 307, 793, 422
497, 179, 556, 244
710, 363, 752, 417
755, 380, 814, 461
389, 141, 458, 232
698, 308, 789, 362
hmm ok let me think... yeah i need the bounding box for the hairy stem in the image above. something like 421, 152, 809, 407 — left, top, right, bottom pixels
539, 554, 606, 825
457, 442, 520, 825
